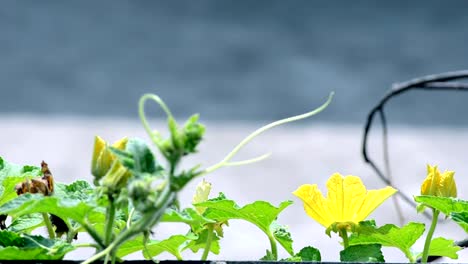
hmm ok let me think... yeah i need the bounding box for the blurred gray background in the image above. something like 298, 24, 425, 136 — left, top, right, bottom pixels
2, 1, 468, 262
2, 0, 468, 124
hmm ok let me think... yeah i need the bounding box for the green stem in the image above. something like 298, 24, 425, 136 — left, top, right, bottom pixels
66, 229, 77, 243
175, 253, 183, 260
339, 229, 349, 249
421, 209, 440, 263
201, 92, 334, 176
82, 222, 106, 249
74, 243, 99, 249
267, 232, 278, 260
126, 208, 135, 229
84, 191, 176, 264
103, 252, 110, 264
169, 158, 179, 178
81, 241, 115, 264
405, 250, 416, 263
42, 213, 55, 239
105, 199, 116, 245
201, 224, 215, 260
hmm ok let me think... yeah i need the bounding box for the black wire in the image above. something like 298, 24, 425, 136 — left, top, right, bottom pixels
361, 70, 468, 261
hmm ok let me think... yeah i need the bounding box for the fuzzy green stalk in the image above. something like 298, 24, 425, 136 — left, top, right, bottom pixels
42, 213, 55, 239
103, 251, 111, 264
66, 229, 78, 244
421, 209, 440, 263
82, 222, 106, 249
266, 231, 278, 260
201, 224, 215, 260
104, 198, 116, 246
339, 228, 349, 249
126, 208, 135, 229
81, 191, 176, 264
74, 243, 100, 249
82, 242, 114, 264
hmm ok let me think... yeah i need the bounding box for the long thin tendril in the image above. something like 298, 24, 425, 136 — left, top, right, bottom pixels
138, 92, 334, 177
201, 92, 334, 175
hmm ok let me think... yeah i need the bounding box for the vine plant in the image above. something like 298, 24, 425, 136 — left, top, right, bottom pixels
1, 79, 468, 263
0, 92, 333, 263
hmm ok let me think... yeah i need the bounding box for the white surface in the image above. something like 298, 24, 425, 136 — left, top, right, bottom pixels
1, 115, 468, 262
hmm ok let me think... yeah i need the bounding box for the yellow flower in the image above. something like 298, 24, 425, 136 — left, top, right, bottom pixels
293, 173, 397, 233
101, 160, 131, 192
192, 179, 212, 214
421, 165, 456, 197
91, 136, 128, 181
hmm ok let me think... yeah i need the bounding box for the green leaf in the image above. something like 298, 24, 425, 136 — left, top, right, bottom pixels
198, 195, 293, 254
118, 234, 197, 259
182, 114, 205, 154
110, 138, 161, 177
171, 166, 203, 191
185, 228, 220, 255
0, 177, 27, 205
58, 180, 93, 199
415, 196, 468, 234
296, 246, 321, 261
0, 193, 101, 228
0, 157, 42, 181
197, 195, 292, 235
415, 195, 468, 215
126, 138, 158, 174
116, 235, 146, 258
0, 230, 74, 260
8, 213, 44, 233
282, 246, 321, 261
340, 244, 385, 262
196, 195, 293, 256
271, 221, 294, 256
450, 212, 468, 233
260, 250, 275, 260
427, 237, 461, 259
0, 157, 42, 206
349, 221, 425, 262
168, 117, 183, 150
161, 207, 215, 233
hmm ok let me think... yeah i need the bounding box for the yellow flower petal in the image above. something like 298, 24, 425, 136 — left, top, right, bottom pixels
357, 187, 398, 220
326, 174, 367, 223
421, 165, 457, 198
293, 173, 397, 231
293, 184, 332, 228
91, 136, 112, 178
112, 137, 128, 150
441, 171, 457, 197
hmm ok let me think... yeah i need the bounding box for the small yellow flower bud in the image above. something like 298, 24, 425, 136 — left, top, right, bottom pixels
91, 136, 128, 181
101, 160, 132, 192
192, 179, 212, 214
421, 165, 457, 198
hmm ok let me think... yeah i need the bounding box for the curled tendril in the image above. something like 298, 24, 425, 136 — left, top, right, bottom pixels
138, 91, 334, 177
139, 93, 174, 145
